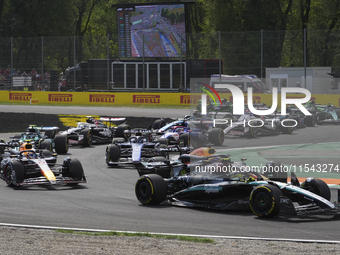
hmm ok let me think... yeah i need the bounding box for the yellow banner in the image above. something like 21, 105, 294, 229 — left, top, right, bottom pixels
0, 91, 339, 107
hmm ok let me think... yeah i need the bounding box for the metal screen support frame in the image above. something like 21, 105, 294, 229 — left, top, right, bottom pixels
157, 63, 160, 89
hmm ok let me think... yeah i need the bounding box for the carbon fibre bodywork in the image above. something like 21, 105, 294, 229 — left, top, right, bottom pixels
0, 147, 86, 187
135, 164, 340, 218
60, 116, 130, 147
105, 129, 190, 167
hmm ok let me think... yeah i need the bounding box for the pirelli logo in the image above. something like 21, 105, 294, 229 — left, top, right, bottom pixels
48, 94, 73, 102
180, 95, 201, 104
89, 94, 115, 103
133, 95, 160, 104
9, 92, 32, 101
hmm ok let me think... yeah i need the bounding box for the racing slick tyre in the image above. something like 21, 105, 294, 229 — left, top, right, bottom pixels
248, 127, 258, 138
80, 129, 92, 147
3, 160, 25, 186
105, 144, 121, 166
304, 115, 316, 127
316, 113, 322, 125
135, 174, 167, 205
262, 162, 287, 183
157, 138, 168, 147
179, 133, 190, 147
301, 178, 331, 201
62, 158, 85, 183
153, 119, 166, 130
41, 149, 52, 157
116, 124, 131, 140
54, 134, 69, 154
40, 149, 57, 164
112, 137, 126, 144
208, 128, 225, 146
249, 184, 282, 218
280, 126, 294, 134
0, 138, 5, 154
38, 140, 52, 151
44, 130, 57, 139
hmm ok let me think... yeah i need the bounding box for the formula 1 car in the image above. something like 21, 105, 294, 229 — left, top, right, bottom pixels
152, 118, 190, 146
307, 102, 340, 124
285, 105, 316, 128
4, 125, 69, 154
105, 129, 190, 167
134, 146, 247, 178
0, 143, 86, 187
152, 116, 225, 147
59, 116, 130, 147
223, 113, 295, 138
196, 98, 232, 113
135, 169, 340, 218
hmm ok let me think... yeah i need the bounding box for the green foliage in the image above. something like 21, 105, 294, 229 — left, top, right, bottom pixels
1, 0, 340, 74
1, 0, 73, 37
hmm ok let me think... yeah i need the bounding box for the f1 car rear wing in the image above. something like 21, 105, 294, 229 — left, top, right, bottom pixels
99, 117, 126, 123
84, 116, 127, 127
124, 128, 155, 137
27, 125, 60, 132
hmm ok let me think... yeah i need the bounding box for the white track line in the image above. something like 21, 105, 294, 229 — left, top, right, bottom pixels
216, 142, 328, 153
0, 223, 339, 244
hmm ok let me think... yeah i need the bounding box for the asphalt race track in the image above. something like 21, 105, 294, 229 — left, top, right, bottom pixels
1, 105, 340, 242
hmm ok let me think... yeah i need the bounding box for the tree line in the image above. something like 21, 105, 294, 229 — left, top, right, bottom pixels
0, 0, 340, 75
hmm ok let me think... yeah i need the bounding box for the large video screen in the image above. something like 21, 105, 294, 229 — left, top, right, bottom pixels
117, 3, 186, 58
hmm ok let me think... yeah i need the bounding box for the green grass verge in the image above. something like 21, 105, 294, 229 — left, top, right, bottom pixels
56, 229, 215, 244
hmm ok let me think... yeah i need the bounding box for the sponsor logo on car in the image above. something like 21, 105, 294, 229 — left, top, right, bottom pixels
204, 185, 221, 193
229, 130, 245, 136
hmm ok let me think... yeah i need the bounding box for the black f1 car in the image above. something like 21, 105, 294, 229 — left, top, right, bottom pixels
0, 142, 86, 187
222, 113, 295, 138
135, 168, 339, 218
134, 146, 245, 178
59, 116, 130, 147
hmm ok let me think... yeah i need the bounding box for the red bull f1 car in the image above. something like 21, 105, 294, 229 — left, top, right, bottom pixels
0, 141, 86, 187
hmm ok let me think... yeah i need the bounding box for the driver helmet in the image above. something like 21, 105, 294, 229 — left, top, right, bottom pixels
19, 142, 33, 151
19, 143, 35, 158
24, 133, 35, 140
138, 137, 147, 143
24, 151, 36, 159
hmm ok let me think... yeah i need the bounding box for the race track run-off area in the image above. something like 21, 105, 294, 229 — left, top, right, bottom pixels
1, 105, 340, 244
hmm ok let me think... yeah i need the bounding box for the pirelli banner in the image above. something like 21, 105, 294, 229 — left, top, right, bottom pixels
1, 91, 340, 106
0, 91, 195, 106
